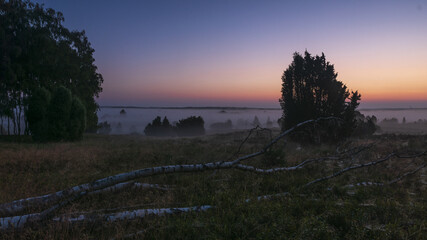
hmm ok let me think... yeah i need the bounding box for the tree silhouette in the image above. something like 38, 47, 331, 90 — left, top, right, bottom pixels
0, 0, 103, 134
144, 116, 174, 137
26, 88, 51, 141
252, 116, 261, 127
27, 86, 86, 141
175, 116, 205, 137
279, 51, 361, 142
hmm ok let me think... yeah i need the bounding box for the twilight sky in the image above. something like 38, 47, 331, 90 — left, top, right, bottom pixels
33, 0, 427, 108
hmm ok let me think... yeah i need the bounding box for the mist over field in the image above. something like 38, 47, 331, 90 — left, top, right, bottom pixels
98, 107, 427, 135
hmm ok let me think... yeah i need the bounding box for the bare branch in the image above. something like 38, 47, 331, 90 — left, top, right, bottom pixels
234, 143, 373, 174
388, 162, 426, 184
52, 205, 214, 223
0, 117, 333, 218
89, 182, 171, 195
305, 151, 427, 187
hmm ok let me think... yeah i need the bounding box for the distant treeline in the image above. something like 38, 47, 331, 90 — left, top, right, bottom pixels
144, 116, 205, 137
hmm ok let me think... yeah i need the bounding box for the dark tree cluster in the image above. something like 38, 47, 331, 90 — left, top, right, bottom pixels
144, 116, 205, 137
353, 112, 379, 137
27, 86, 86, 141
175, 116, 205, 136
97, 121, 111, 135
144, 116, 174, 137
279, 51, 361, 143
210, 119, 233, 131
0, 0, 103, 137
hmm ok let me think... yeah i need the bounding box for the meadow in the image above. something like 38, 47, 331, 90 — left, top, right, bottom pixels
0, 129, 426, 239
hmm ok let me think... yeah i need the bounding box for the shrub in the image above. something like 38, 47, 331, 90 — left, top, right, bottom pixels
26, 87, 51, 141
97, 121, 112, 134
68, 97, 86, 140
175, 116, 205, 137
144, 116, 174, 137
28, 86, 86, 141
210, 119, 233, 131
47, 86, 72, 141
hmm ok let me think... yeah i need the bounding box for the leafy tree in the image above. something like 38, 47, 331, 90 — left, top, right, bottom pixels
210, 119, 233, 131
27, 86, 86, 141
97, 121, 111, 134
353, 113, 379, 137
266, 117, 273, 128
252, 116, 261, 127
68, 96, 86, 140
26, 87, 50, 141
47, 86, 72, 141
279, 51, 361, 142
144, 116, 174, 137
0, 0, 103, 134
144, 116, 162, 136
161, 116, 174, 136
175, 116, 205, 137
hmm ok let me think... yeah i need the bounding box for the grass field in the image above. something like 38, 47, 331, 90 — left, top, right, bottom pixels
0, 131, 426, 239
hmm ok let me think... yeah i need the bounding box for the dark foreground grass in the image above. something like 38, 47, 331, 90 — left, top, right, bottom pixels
0, 132, 426, 239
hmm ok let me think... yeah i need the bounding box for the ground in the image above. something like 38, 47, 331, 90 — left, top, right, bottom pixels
0, 131, 426, 239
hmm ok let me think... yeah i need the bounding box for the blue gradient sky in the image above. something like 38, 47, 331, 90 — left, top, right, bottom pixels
33, 0, 427, 108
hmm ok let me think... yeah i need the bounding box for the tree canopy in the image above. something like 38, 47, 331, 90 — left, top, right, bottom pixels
279, 51, 361, 142
0, 0, 103, 135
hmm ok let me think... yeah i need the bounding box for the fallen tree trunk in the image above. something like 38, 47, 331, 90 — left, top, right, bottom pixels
0, 117, 336, 218
52, 205, 214, 223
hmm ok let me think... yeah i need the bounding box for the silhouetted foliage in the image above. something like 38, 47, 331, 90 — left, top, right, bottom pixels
381, 118, 398, 124
266, 117, 273, 128
47, 86, 73, 141
27, 86, 86, 141
0, 0, 103, 134
97, 121, 111, 135
279, 51, 361, 143
144, 116, 174, 137
210, 119, 233, 131
68, 97, 86, 140
175, 116, 205, 137
353, 112, 379, 137
252, 116, 261, 127
116, 122, 122, 133
26, 88, 51, 141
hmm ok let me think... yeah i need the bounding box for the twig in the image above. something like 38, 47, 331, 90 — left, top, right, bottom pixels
305, 151, 427, 187
0, 117, 332, 219
388, 162, 426, 184
52, 205, 214, 223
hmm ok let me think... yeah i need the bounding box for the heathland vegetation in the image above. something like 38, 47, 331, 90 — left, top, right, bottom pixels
0, 1, 426, 239
0, 0, 103, 136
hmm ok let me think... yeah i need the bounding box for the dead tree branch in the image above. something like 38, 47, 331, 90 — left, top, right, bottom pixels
0, 117, 333, 219
305, 151, 427, 187
52, 205, 214, 223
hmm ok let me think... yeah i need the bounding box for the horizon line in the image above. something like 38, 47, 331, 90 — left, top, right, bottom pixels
100, 105, 427, 111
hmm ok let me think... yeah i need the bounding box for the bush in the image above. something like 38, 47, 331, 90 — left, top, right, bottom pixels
144, 116, 174, 137
47, 86, 72, 141
68, 97, 86, 140
353, 113, 379, 137
210, 119, 233, 131
97, 121, 112, 134
27, 86, 86, 141
26, 87, 51, 141
175, 116, 205, 137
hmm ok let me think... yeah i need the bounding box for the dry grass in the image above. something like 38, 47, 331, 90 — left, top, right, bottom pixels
0, 132, 426, 239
